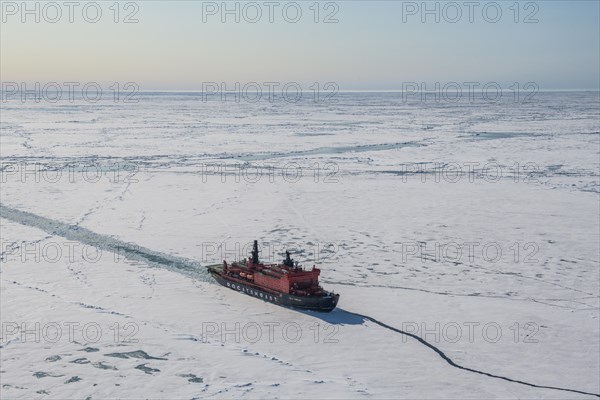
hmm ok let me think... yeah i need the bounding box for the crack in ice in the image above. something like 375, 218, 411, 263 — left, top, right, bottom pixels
348, 311, 600, 398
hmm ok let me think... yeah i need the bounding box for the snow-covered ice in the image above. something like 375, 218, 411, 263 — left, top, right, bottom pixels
0, 92, 599, 399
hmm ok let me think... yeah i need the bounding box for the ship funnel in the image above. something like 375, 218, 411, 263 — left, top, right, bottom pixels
251, 240, 259, 264
283, 250, 294, 268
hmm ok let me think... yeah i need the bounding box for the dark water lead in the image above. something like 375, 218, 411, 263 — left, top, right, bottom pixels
178, 373, 204, 383
135, 364, 160, 375
65, 376, 82, 384
104, 350, 167, 360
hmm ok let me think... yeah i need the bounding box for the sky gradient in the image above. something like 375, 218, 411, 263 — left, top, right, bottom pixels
1, 1, 599, 90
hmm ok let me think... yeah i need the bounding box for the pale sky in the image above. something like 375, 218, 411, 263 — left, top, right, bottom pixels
1, 1, 599, 90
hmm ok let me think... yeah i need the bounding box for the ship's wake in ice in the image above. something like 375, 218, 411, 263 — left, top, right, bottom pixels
0, 204, 209, 281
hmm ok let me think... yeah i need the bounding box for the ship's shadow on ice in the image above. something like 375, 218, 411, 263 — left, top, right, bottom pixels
296, 307, 366, 325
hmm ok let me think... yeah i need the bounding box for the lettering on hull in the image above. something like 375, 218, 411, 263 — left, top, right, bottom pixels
225, 280, 278, 302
